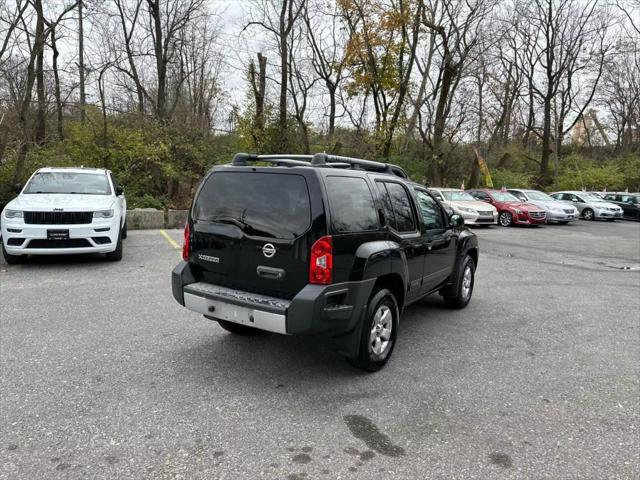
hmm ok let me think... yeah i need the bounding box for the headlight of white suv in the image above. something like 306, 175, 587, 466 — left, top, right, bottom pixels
4, 209, 23, 218
93, 210, 114, 218
459, 206, 477, 214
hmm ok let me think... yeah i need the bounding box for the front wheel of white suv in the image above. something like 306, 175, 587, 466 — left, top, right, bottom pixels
105, 232, 123, 261
2, 242, 25, 264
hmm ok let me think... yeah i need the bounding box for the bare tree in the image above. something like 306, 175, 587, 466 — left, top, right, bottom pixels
419, 0, 494, 184
524, 0, 607, 184
302, 0, 346, 138
245, 0, 305, 150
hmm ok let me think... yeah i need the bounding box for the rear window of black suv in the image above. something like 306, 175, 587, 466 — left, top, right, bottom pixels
194, 171, 311, 240
325, 176, 379, 233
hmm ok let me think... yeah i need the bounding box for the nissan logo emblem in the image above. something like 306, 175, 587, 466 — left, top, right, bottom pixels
262, 243, 276, 258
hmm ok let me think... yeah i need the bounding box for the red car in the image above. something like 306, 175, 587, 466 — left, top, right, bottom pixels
467, 189, 547, 227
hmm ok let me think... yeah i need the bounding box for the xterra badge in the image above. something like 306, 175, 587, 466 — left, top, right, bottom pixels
198, 254, 220, 263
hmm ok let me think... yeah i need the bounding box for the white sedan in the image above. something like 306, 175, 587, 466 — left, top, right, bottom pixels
1, 167, 127, 263
428, 188, 498, 225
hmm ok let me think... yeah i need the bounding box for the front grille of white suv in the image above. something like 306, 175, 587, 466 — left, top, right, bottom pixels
24, 211, 93, 225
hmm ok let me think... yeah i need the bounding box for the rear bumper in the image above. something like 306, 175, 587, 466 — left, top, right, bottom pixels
172, 261, 375, 356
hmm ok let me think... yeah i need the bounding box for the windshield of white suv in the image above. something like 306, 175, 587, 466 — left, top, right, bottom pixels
441, 190, 475, 201
24, 172, 111, 195
525, 191, 553, 201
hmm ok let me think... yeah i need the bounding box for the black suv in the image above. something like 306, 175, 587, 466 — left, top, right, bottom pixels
172, 153, 479, 370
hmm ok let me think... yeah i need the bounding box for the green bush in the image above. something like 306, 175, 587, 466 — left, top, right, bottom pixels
553, 162, 626, 191
491, 168, 534, 189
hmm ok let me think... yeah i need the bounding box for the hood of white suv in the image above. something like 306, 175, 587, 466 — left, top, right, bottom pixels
6, 194, 115, 212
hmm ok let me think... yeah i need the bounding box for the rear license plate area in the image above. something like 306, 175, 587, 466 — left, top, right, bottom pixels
47, 229, 69, 240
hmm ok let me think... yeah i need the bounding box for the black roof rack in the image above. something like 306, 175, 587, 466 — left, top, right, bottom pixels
311, 153, 407, 178
231, 153, 407, 179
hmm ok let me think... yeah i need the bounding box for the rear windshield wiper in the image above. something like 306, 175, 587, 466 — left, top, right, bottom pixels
209, 216, 277, 238
210, 216, 248, 229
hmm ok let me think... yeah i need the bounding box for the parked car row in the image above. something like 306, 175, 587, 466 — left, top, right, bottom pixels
427, 186, 637, 226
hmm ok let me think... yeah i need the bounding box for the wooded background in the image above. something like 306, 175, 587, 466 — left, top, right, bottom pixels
1, 0, 638, 208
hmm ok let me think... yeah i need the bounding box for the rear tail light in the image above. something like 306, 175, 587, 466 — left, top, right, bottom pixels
309, 235, 333, 285
182, 222, 191, 261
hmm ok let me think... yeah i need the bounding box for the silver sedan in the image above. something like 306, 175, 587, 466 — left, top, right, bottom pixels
508, 189, 579, 224
550, 191, 624, 221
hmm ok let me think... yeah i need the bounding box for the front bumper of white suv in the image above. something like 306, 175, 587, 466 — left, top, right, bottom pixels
1, 211, 121, 255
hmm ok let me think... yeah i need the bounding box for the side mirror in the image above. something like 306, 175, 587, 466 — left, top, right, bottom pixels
116, 186, 124, 196
450, 214, 464, 227
14, 184, 22, 194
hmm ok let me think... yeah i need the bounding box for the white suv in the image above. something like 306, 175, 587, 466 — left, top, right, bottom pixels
1, 167, 127, 263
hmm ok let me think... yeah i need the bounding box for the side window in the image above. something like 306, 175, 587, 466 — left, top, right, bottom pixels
472, 191, 489, 201
511, 191, 527, 202
325, 176, 379, 232
574, 195, 582, 202
375, 181, 397, 230
415, 190, 444, 230
385, 182, 417, 233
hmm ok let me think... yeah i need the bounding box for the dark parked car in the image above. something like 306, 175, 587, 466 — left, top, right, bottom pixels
603, 193, 640, 221
172, 153, 479, 371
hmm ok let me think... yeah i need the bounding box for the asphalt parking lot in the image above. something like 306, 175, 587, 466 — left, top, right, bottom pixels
1, 220, 639, 479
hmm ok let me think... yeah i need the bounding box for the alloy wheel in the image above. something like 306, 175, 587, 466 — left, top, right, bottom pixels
369, 305, 393, 356
583, 208, 594, 220
461, 265, 473, 300
499, 212, 512, 227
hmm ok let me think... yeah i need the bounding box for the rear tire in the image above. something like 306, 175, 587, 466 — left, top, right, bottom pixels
2, 242, 25, 264
498, 211, 513, 227
105, 232, 123, 261
217, 319, 260, 335
442, 255, 475, 309
582, 208, 594, 221
349, 288, 399, 372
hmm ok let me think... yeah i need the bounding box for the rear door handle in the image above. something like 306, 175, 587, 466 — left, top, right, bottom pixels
256, 266, 286, 280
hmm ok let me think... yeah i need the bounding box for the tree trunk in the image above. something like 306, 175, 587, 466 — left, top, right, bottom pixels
34, 0, 46, 144
432, 61, 456, 161
99, 68, 109, 168
51, 26, 63, 140
539, 89, 553, 185
14, 54, 38, 185
148, 0, 166, 119
327, 83, 336, 137
278, 1, 289, 150
79, 0, 86, 122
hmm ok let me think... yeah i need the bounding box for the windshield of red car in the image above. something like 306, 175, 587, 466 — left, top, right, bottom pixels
492, 191, 520, 202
